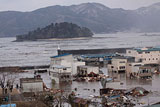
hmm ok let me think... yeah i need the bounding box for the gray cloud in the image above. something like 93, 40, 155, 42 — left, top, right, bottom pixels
0, 0, 160, 12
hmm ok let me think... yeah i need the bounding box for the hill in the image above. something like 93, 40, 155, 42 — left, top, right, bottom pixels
15, 22, 93, 41
0, 2, 160, 37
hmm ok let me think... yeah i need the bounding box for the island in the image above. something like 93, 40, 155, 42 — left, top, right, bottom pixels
16, 22, 93, 41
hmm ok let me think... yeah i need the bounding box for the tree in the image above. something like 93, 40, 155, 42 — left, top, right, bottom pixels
0, 72, 17, 95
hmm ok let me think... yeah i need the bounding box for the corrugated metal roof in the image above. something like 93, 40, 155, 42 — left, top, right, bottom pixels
50, 53, 72, 58
51, 65, 71, 69
134, 47, 160, 52
81, 54, 117, 58
0, 104, 16, 107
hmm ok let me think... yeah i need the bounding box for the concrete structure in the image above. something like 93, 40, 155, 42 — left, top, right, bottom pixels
108, 57, 127, 73
20, 78, 43, 92
126, 47, 160, 64
77, 65, 99, 76
49, 65, 72, 83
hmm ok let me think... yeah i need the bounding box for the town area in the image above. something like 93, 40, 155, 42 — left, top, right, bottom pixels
0, 46, 160, 107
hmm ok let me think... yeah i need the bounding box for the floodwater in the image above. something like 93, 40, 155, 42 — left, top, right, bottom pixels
1, 32, 160, 106
8, 69, 160, 107
0, 32, 160, 67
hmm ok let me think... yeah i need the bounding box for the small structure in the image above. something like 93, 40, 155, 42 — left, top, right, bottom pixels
20, 78, 43, 93
49, 65, 72, 83
77, 65, 99, 77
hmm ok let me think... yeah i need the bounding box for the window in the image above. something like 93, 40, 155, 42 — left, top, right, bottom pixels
145, 52, 150, 54
63, 68, 67, 70
119, 66, 125, 69
138, 52, 142, 54
119, 61, 125, 63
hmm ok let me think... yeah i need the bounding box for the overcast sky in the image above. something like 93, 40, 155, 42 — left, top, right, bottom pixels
0, 0, 160, 12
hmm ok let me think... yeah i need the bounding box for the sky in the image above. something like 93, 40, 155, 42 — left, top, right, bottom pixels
0, 0, 160, 12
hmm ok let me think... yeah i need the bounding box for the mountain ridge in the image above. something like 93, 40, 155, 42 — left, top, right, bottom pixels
0, 2, 160, 37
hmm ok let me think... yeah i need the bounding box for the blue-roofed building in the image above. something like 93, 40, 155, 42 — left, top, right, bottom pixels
0, 104, 16, 107
49, 53, 85, 81
126, 47, 160, 64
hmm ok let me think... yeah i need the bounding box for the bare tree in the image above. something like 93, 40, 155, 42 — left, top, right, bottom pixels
158, 60, 160, 72
0, 72, 17, 94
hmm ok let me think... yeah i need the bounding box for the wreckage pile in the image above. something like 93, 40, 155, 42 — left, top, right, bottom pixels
100, 87, 149, 107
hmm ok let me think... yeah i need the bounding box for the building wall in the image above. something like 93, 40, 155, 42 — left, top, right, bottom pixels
50, 54, 86, 75
126, 49, 160, 64
77, 66, 99, 76
72, 61, 85, 75
111, 58, 127, 72
126, 62, 143, 77
21, 82, 43, 92
50, 54, 73, 66
87, 67, 99, 74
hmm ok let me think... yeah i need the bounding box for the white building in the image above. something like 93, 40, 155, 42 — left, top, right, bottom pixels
49, 65, 72, 83
107, 57, 127, 73
77, 65, 99, 76
50, 53, 85, 75
126, 47, 160, 64
20, 78, 43, 93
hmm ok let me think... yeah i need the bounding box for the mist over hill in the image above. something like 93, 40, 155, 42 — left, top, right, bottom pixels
0, 2, 160, 37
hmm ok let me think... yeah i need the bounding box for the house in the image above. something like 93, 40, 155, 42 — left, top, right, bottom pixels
107, 57, 127, 73
126, 47, 160, 64
49, 65, 72, 83
77, 65, 99, 77
20, 78, 43, 93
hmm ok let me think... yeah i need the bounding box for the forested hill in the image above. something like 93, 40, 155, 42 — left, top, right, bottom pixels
16, 22, 93, 41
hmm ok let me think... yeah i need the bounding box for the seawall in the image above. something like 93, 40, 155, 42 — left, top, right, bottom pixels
58, 48, 131, 55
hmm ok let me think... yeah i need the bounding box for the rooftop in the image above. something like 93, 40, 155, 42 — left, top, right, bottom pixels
133, 47, 160, 52
78, 65, 98, 68
51, 65, 71, 69
81, 53, 117, 58
50, 53, 72, 58
20, 78, 43, 83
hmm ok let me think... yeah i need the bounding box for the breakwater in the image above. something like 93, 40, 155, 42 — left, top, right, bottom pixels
0, 65, 49, 72
58, 48, 131, 55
